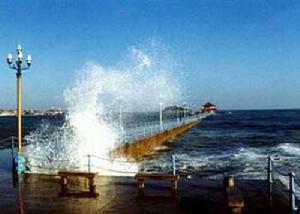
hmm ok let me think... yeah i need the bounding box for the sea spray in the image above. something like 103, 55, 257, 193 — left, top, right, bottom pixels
24, 47, 182, 175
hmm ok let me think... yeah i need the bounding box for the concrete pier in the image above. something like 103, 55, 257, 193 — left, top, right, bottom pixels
113, 120, 200, 159
0, 174, 292, 213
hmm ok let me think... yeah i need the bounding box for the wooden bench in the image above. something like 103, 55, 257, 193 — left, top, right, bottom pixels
58, 171, 98, 197
135, 173, 180, 191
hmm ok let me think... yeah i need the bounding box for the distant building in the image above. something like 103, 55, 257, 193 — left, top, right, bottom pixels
201, 102, 217, 113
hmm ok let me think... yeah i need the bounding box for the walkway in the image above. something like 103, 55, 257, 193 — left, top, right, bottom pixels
0, 174, 291, 213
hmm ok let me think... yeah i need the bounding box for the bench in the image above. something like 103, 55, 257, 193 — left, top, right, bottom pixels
58, 171, 98, 197
135, 173, 180, 191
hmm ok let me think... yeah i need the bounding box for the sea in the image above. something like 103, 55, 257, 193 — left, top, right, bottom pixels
1, 110, 300, 180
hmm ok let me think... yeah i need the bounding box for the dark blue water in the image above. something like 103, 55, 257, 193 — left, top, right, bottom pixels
1, 110, 300, 179
139, 110, 300, 179
0, 115, 65, 140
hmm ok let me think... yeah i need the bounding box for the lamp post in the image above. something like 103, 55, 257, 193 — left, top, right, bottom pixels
176, 107, 179, 124
183, 103, 187, 122
6, 44, 31, 174
119, 100, 122, 130
159, 102, 163, 131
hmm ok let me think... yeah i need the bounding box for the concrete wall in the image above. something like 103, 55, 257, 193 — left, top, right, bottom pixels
112, 121, 200, 160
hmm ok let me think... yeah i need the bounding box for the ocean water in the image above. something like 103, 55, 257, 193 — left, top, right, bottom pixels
1, 110, 300, 180
139, 110, 300, 179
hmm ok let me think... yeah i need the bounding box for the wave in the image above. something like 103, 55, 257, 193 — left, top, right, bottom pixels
277, 143, 300, 156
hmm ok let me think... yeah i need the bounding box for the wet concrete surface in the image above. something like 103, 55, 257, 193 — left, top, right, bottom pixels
0, 172, 293, 214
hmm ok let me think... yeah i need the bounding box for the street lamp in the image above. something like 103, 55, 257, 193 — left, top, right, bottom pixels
119, 99, 123, 130
176, 107, 179, 124
6, 44, 31, 174
159, 102, 163, 131
183, 103, 187, 122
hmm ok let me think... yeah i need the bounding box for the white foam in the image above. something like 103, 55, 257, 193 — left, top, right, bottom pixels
24, 46, 182, 176
277, 143, 300, 156
233, 147, 266, 160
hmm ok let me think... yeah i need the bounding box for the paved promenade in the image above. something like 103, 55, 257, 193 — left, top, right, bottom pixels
0, 173, 292, 213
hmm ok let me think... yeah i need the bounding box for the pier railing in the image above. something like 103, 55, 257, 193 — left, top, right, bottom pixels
25, 153, 178, 176
268, 156, 300, 213
116, 113, 210, 144
0, 113, 211, 175
0, 136, 30, 150
0, 113, 212, 150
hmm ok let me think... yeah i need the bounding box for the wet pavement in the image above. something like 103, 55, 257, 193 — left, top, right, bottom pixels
0, 172, 293, 214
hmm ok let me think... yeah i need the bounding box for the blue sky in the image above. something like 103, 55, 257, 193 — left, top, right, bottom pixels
0, 0, 299, 110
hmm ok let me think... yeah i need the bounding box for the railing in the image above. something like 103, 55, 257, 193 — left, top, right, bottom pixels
116, 113, 210, 144
0, 136, 30, 150
268, 156, 299, 213
0, 136, 16, 149
3, 135, 299, 212
0, 136, 17, 161
26, 153, 178, 176
0, 113, 212, 150
0, 112, 211, 175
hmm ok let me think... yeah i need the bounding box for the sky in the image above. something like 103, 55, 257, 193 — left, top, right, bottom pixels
0, 0, 300, 110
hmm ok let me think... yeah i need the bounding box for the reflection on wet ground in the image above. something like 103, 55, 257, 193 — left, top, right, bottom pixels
0, 173, 292, 213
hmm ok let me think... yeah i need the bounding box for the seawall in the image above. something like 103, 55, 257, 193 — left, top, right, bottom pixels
112, 120, 200, 160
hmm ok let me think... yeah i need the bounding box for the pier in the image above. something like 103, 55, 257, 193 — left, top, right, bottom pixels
0, 112, 212, 172
1, 113, 300, 213
113, 113, 209, 159
1, 128, 300, 213
0, 173, 293, 213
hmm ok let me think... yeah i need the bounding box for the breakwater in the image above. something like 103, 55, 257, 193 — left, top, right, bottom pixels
113, 119, 203, 160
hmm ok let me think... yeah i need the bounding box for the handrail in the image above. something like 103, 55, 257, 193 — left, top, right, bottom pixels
28, 155, 71, 162
270, 160, 290, 177
26, 153, 178, 177
89, 164, 137, 174
26, 163, 79, 171
295, 177, 300, 190
268, 156, 298, 213
0, 136, 16, 144
88, 154, 136, 164
117, 113, 208, 144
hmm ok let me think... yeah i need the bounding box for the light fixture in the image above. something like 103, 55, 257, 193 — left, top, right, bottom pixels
7, 53, 13, 65
27, 54, 32, 66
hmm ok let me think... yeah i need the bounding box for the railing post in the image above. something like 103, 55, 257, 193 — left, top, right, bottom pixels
289, 172, 297, 213
172, 155, 176, 175
87, 154, 91, 173
268, 156, 273, 184
267, 156, 273, 205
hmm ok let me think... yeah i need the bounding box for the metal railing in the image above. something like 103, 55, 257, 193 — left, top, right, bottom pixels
0, 113, 212, 151
116, 113, 210, 144
4, 136, 300, 213
0, 136, 30, 150
268, 156, 299, 213
0, 112, 211, 175
26, 153, 178, 176
0, 136, 16, 149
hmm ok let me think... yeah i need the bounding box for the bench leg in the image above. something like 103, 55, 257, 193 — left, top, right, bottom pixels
61, 176, 68, 194
88, 178, 96, 194
171, 180, 178, 190
138, 180, 144, 189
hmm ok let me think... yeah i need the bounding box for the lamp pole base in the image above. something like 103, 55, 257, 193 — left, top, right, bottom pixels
14, 153, 26, 174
